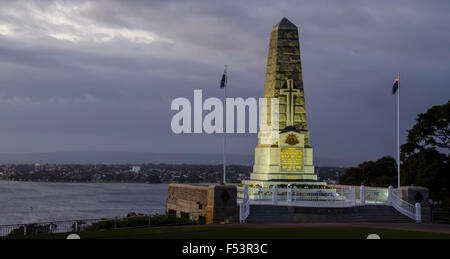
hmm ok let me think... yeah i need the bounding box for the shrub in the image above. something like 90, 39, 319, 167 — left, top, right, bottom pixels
82, 212, 196, 231
8, 223, 56, 236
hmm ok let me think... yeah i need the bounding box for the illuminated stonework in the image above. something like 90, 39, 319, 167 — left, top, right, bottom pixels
242, 18, 325, 188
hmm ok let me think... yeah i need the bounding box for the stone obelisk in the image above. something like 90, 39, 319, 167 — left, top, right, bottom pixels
243, 18, 325, 188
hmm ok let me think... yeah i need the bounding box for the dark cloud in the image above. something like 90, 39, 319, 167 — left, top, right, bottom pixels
0, 0, 449, 165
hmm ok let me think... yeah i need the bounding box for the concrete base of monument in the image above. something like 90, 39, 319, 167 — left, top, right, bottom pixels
241, 179, 327, 188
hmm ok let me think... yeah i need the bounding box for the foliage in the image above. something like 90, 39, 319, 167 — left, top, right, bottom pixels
339, 156, 397, 187
82, 212, 195, 232
8, 223, 56, 236
401, 100, 449, 158
401, 101, 449, 208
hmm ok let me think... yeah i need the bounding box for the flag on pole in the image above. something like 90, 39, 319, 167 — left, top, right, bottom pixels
220, 65, 227, 184
220, 66, 227, 88
392, 74, 399, 94
392, 72, 400, 187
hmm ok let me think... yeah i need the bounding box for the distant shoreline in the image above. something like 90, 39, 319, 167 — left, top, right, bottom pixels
0, 151, 352, 167
0, 179, 224, 185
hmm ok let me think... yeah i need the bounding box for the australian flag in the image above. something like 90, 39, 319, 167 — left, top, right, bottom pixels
392, 73, 399, 94
220, 65, 227, 88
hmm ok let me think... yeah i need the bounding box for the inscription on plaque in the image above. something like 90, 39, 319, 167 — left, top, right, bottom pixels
280, 147, 303, 172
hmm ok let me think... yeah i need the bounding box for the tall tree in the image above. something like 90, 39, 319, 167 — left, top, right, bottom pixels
401, 101, 449, 158
401, 101, 449, 207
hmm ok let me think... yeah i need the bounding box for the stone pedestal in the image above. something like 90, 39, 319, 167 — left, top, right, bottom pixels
243, 129, 325, 188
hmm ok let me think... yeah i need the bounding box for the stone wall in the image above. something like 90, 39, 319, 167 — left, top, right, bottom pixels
166, 184, 238, 224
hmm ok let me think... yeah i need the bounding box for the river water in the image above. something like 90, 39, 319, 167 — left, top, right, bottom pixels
0, 181, 168, 225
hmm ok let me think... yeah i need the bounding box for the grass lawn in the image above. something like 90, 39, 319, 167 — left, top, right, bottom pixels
4, 225, 450, 239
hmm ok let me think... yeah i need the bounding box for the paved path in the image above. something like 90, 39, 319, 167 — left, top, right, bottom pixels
236, 222, 450, 234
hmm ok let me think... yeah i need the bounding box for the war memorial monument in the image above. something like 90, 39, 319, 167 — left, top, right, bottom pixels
167, 18, 429, 225
242, 17, 325, 189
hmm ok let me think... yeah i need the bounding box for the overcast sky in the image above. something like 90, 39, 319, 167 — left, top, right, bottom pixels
0, 0, 449, 166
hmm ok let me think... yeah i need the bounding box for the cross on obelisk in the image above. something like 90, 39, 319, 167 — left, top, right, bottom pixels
280, 79, 301, 126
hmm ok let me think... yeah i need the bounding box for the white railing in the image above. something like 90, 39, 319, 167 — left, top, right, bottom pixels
388, 186, 421, 223
237, 184, 421, 223
238, 186, 360, 208
237, 185, 391, 207
239, 185, 250, 223
365, 188, 389, 204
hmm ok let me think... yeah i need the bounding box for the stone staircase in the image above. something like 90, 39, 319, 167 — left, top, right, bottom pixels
245, 205, 415, 223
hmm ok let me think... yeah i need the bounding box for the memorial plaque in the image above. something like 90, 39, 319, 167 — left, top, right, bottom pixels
280, 147, 303, 172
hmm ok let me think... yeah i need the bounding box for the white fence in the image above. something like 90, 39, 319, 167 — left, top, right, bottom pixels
237, 185, 388, 207
389, 186, 421, 223
237, 185, 422, 223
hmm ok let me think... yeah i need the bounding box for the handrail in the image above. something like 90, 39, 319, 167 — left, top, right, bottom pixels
388, 186, 421, 223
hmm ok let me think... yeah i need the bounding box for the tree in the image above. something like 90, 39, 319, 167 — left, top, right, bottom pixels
339, 156, 397, 187
401, 101, 449, 159
401, 101, 450, 207
339, 167, 363, 185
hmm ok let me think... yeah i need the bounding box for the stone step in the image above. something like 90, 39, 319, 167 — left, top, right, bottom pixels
245, 205, 415, 223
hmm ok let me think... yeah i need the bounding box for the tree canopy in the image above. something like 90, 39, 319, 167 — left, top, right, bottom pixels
401, 101, 449, 207
339, 156, 397, 187
401, 100, 449, 159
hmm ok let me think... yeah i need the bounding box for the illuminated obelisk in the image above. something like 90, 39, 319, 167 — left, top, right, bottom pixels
243, 18, 325, 188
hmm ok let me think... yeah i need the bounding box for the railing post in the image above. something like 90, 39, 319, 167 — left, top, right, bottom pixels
244, 185, 249, 201
287, 186, 292, 205
348, 187, 354, 206
272, 185, 278, 205
415, 203, 422, 223
360, 185, 365, 206
293, 187, 297, 202
388, 185, 394, 205
240, 185, 249, 223
239, 203, 243, 222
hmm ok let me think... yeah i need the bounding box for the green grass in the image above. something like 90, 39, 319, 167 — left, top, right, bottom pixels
4, 225, 450, 239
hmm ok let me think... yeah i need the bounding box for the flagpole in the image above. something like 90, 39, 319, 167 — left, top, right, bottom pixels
223, 65, 227, 184
397, 72, 400, 188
